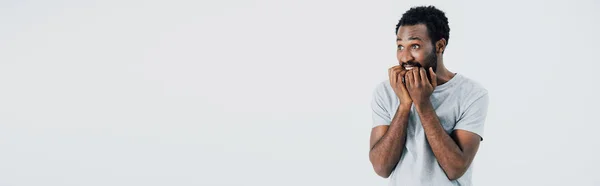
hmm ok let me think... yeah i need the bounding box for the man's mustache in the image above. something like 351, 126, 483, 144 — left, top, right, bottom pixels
402, 62, 422, 67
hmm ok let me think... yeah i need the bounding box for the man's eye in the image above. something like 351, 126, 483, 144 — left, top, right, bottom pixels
398, 45, 404, 50
412, 45, 420, 49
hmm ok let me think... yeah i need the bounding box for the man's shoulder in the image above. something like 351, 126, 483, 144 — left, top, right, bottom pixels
455, 74, 488, 104
373, 79, 392, 93
457, 74, 488, 96
372, 80, 396, 104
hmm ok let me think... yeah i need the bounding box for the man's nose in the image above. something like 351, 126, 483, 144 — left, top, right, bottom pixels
399, 50, 414, 63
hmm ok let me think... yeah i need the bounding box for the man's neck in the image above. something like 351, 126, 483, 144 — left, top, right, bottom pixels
435, 66, 455, 86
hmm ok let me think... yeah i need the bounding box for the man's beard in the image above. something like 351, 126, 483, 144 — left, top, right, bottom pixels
424, 47, 437, 78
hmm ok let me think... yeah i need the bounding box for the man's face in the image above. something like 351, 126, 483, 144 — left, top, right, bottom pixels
396, 24, 437, 73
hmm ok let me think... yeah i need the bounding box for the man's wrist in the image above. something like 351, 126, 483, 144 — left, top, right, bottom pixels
398, 103, 412, 112
415, 99, 433, 113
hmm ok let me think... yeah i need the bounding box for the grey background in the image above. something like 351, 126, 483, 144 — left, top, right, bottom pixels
0, 0, 598, 185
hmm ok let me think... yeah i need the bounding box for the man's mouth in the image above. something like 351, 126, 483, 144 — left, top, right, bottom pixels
403, 64, 417, 70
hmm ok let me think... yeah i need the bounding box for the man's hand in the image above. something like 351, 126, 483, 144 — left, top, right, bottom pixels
389, 65, 412, 106
405, 67, 437, 107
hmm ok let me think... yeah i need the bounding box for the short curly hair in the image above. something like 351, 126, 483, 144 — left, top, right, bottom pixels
395, 6, 450, 47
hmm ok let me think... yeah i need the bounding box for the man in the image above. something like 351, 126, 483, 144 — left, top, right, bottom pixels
369, 6, 489, 185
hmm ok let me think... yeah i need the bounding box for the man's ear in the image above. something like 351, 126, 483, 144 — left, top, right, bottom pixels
435, 38, 447, 54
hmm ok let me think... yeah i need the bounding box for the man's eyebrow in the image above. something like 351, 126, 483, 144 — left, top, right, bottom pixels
396, 37, 423, 41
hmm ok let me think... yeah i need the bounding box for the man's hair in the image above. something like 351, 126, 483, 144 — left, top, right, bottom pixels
395, 6, 450, 47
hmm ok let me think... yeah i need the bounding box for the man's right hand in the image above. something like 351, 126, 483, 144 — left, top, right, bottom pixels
388, 65, 412, 106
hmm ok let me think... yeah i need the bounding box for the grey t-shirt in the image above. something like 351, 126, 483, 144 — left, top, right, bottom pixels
371, 73, 489, 186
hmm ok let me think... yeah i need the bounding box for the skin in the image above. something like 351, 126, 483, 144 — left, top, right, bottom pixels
369, 24, 482, 180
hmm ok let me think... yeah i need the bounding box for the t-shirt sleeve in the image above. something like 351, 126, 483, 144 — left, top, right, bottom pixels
371, 82, 392, 128
454, 92, 489, 141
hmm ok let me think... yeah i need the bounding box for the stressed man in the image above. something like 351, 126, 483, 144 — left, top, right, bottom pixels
369, 6, 489, 185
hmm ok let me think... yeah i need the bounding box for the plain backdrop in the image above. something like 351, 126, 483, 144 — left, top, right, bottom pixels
0, 0, 599, 185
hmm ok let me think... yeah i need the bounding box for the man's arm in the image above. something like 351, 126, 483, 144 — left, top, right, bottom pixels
369, 65, 413, 178
416, 103, 481, 180
369, 104, 411, 178
406, 67, 483, 180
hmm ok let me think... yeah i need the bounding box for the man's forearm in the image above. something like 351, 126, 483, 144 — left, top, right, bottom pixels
416, 102, 467, 180
369, 104, 411, 177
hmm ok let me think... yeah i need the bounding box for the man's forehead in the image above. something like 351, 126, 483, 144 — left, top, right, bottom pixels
396, 24, 429, 41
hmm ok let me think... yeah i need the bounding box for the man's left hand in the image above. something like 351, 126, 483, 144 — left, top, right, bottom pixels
405, 67, 437, 107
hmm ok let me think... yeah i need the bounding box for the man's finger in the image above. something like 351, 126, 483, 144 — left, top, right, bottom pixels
399, 70, 408, 85
429, 67, 437, 89
389, 66, 401, 83
420, 67, 428, 84
388, 65, 398, 78
389, 66, 397, 85
405, 70, 413, 89
412, 68, 420, 85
